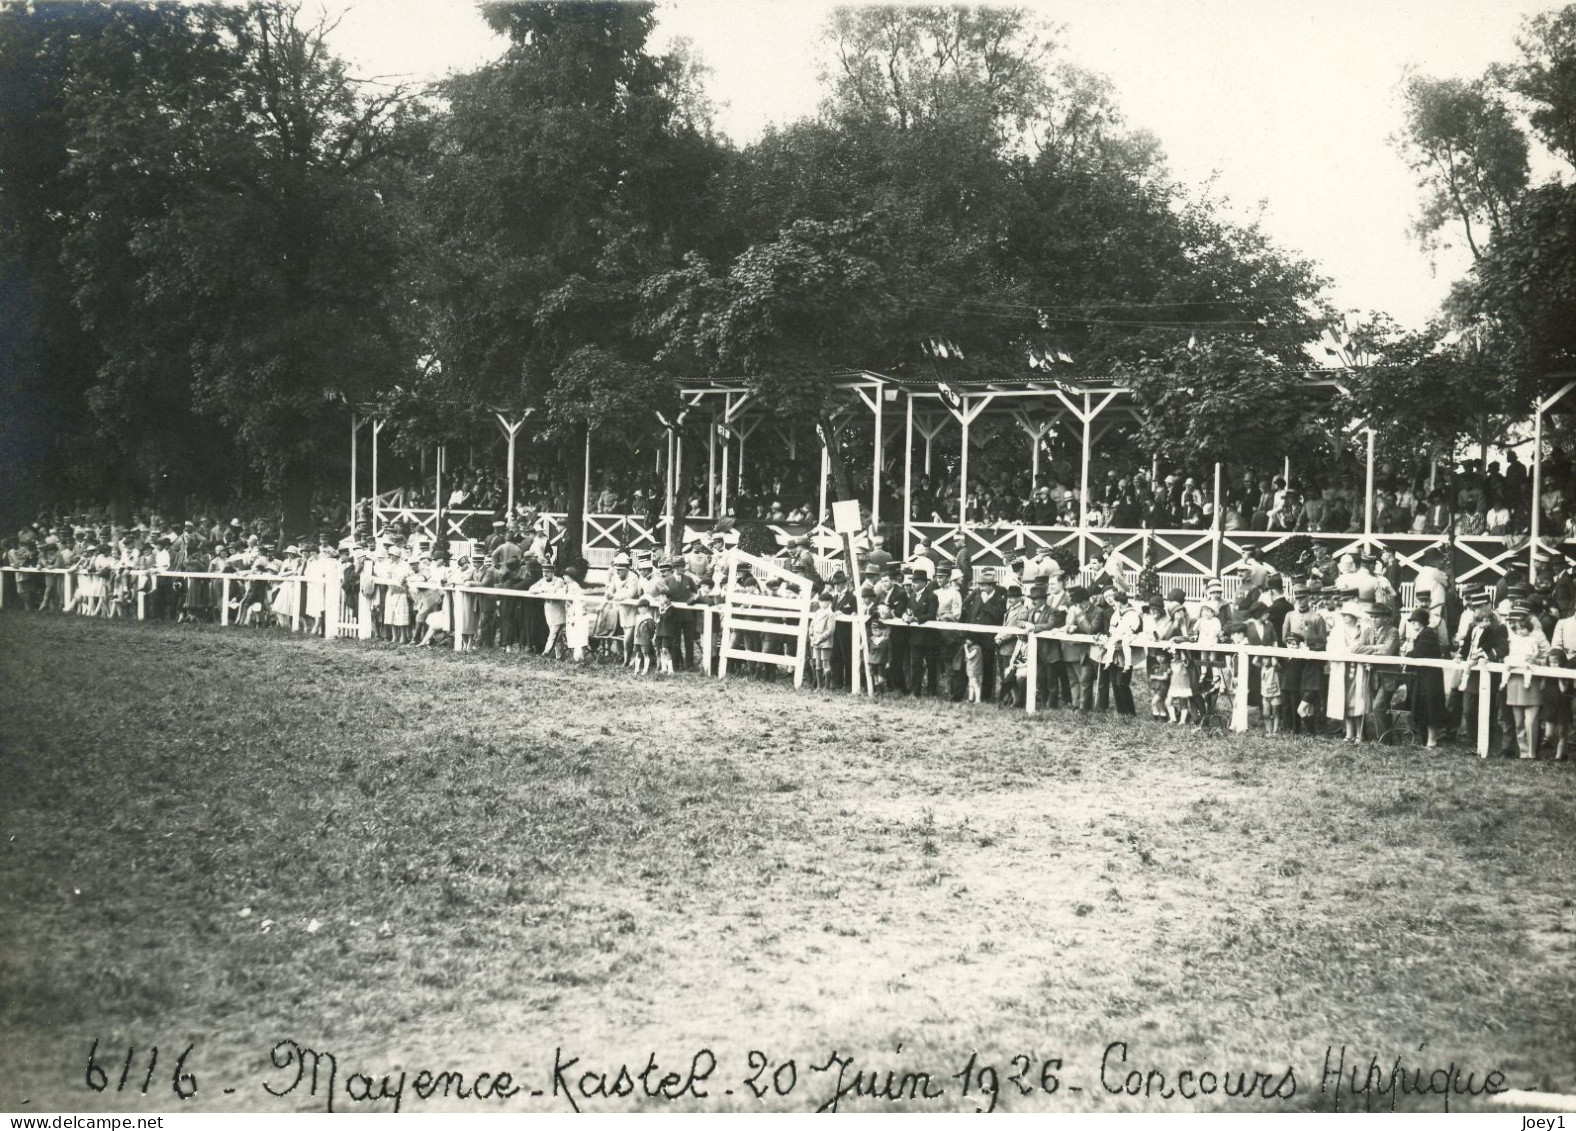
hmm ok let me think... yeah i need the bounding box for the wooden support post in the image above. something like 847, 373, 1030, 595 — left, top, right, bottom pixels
1532, 405, 1543, 579
664, 424, 676, 551
903, 394, 915, 557
847, 529, 874, 696
1477, 665, 1492, 758
720, 422, 730, 516
1232, 644, 1251, 732
1026, 631, 1039, 714
371, 418, 384, 538
871, 389, 884, 529
350, 413, 358, 539
293, 578, 303, 632
701, 605, 713, 676
1211, 461, 1223, 576
707, 415, 718, 518
220, 577, 229, 627
1078, 393, 1091, 565
506, 425, 517, 518
358, 588, 373, 641
959, 397, 971, 525
1363, 427, 1375, 545
818, 440, 829, 525
452, 588, 462, 652
137, 586, 145, 621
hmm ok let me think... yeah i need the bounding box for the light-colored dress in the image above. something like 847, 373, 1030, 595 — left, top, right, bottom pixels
563, 578, 590, 649
383, 561, 413, 626
450, 565, 477, 635
1504, 627, 1548, 708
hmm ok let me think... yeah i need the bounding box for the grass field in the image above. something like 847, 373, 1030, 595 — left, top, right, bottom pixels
2, 611, 1574, 1113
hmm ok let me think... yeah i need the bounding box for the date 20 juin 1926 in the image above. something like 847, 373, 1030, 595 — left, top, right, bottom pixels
81, 1038, 1514, 1112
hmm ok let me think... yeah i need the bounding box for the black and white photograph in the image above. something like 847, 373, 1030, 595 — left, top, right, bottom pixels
3, 0, 1576, 1116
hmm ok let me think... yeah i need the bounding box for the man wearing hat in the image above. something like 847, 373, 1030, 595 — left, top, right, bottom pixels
1452, 587, 1510, 751
665, 555, 702, 671
1005, 580, 1053, 707
1101, 588, 1143, 714
1051, 586, 1097, 711
904, 556, 941, 697
1279, 583, 1328, 735
605, 552, 642, 663
1236, 546, 1272, 594
882, 564, 914, 694
961, 566, 1007, 701
1349, 600, 1401, 740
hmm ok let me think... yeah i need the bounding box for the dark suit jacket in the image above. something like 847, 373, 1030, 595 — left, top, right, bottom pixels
962, 588, 1006, 628
1458, 618, 1508, 663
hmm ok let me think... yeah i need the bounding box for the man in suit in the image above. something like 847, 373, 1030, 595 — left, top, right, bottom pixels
962, 567, 1007, 701
1350, 602, 1402, 740
905, 558, 941, 697
1015, 582, 1057, 707
1455, 589, 1511, 753
1280, 583, 1328, 734
1061, 586, 1109, 711
884, 564, 913, 693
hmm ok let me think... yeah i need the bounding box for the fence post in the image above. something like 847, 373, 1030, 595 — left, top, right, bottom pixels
849, 617, 860, 695
1026, 630, 1039, 714
701, 605, 713, 676
1, 569, 9, 610
220, 577, 230, 627
1477, 664, 1492, 758
1232, 643, 1251, 732
137, 582, 145, 621
293, 578, 304, 632
452, 588, 463, 652
359, 588, 373, 641
64, 570, 74, 612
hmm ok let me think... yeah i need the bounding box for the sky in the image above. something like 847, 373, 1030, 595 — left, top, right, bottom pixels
327, 0, 1566, 332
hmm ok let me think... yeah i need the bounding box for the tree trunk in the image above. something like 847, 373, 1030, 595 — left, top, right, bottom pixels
280, 461, 315, 543
820, 412, 854, 503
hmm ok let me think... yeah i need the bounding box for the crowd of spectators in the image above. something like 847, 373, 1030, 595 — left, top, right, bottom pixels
7, 502, 1576, 760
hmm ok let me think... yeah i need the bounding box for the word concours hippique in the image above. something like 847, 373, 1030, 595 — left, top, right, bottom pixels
79, 1038, 1513, 1112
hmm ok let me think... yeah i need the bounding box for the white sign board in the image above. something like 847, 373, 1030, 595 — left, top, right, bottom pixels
831, 499, 863, 535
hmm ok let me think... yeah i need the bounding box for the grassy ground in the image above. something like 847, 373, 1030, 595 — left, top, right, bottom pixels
2, 611, 1574, 1113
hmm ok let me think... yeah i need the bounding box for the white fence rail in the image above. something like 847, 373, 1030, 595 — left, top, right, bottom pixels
6, 565, 1571, 761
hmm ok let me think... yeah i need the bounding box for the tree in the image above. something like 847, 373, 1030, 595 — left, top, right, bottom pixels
413, 1, 718, 561
1395, 74, 1530, 261
1123, 340, 1326, 472
1497, 4, 1576, 168
54, 1, 420, 534
0, 1, 239, 522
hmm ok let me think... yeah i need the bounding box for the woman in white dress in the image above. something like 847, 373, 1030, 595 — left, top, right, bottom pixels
562, 568, 590, 662
381, 546, 413, 643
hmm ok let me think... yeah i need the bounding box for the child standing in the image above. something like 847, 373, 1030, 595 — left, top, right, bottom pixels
633, 597, 656, 674
869, 602, 892, 693
809, 589, 836, 689
653, 592, 677, 674
1259, 654, 1283, 734
963, 638, 984, 702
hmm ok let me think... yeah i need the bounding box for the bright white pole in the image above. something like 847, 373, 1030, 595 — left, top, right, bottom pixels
903, 393, 914, 558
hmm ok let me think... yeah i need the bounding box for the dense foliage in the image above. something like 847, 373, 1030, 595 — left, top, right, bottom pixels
4, 0, 1571, 537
